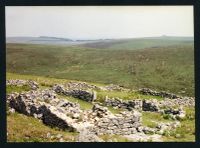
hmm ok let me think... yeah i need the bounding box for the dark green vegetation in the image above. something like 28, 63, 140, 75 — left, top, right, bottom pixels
6, 37, 194, 97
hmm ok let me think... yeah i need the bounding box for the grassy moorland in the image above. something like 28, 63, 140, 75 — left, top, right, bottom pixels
6, 37, 194, 96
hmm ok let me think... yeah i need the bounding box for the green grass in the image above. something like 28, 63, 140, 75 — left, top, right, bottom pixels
6, 42, 194, 97
99, 134, 133, 142
162, 119, 195, 142
142, 108, 195, 142
57, 94, 93, 110
6, 85, 31, 94
80, 37, 193, 50
7, 112, 78, 142
142, 112, 171, 128
96, 90, 162, 103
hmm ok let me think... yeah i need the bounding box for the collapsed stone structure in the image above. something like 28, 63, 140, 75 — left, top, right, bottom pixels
52, 84, 96, 102
85, 104, 141, 135
162, 107, 186, 119
104, 96, 194, 112
6, 90, 142, 139
105, 98, 159, 112
105, 97, 143, 111
7, 89, 81, 131
6, 80, 194, 142
6, 79, 39, 90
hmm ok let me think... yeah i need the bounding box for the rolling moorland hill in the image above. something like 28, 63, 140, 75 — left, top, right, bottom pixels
6, 36, 195, 142
6, 36, 194, 96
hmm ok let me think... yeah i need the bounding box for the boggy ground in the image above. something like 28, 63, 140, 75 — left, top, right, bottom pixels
6, 73, 195, 142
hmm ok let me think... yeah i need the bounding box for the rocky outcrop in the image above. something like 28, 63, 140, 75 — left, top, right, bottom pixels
6, 79, 39, 90
52, 84, 96, 102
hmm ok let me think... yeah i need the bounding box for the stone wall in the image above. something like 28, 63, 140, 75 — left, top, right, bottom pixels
104, 97, 159, 112
139, 88, 180, 99
87, 104, 142, 135
104, 97, 194, 112
7, 90, 142, 137
7, 89, 81, 131
52, 84, 96, 102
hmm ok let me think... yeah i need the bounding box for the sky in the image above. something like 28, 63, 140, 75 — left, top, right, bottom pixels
6, 6, 194, 40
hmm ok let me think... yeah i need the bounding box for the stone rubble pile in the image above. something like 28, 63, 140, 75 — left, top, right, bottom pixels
162, 107, 186, 120
78, 104, 142, 136
65, 81, 100, 90
6, 79, 39, 90
105, 97, 142, 110
142, 99, 160, 112
64, 81, 129, 92
137, 121, 181, 135
105, 98, 159, 112
160, 97, 195, 107
52, 84, 96, 102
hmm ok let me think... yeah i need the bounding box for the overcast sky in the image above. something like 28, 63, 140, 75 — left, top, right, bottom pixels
6, 6, 193, 39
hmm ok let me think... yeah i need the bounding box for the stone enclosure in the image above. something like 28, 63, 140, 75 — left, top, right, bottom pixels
6, 80, 195, 142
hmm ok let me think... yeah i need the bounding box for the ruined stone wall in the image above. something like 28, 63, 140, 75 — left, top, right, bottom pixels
93, 111, 141, 135
52, 84, 96, 102
104, 96, 194, 112
88, 104, 142, 135
139, 88, 180, 99
7, 89, 81, 131
104, 97, 159, 112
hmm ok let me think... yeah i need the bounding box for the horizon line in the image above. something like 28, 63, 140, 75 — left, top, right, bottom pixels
6, 35, 194, 40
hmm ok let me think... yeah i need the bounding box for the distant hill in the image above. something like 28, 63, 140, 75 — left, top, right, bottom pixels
79, 36, 194, 50
6, 36, 100, 45
6, 36, 193, 48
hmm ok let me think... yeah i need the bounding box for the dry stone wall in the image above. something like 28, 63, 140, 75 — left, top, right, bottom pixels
52, 84, 96, 102
7, 89, 81, 131
85, 104, 142, 135
6, 90, 142, 137
104, 96, 194, 112
139, 88, 191, 99
104, 97, 159, 112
